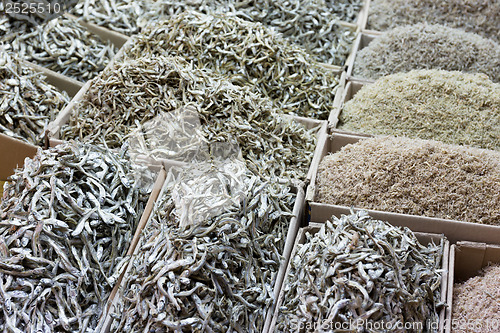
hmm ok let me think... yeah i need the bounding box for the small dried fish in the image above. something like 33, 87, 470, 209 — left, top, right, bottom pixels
0, 49, 69, 146
124, 11, 341, 119
109, 159, 296, 332
0, 15, 117, 81
0, 142, 149, 332
60, 56, 318, 181
277, 210, 444, 332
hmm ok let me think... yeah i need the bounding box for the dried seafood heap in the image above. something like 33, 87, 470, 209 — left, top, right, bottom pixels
110, 160, 296, 332
0, 142, 148, 331
354, 24, 500, 82
0, 15, 117, 81
277, 211, 444, 332
339, 70, 500, 151
317, 136, 500, 224
70, 0, 155, 35
368, 0, 500, 44
124, 11, 340, 119
0, 50, 69, 146
453, 264, 500, 333
60, 56, 318, 181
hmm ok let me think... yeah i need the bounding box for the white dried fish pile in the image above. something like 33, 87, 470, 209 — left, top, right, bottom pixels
353, 23, 500, 82
277, 211, 444, 332
368, 0, 500, 44
0, 142, 148, 331
60, 56, 317, 182
124, 11, 340, 119
339, 70, 500, 151
109, 162, 295, 332
70, 0, 156, 35
0, 50, 69, 146
0, 15, 117, 81
317, 136, 500, 225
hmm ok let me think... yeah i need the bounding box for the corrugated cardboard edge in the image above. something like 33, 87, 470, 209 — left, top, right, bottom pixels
328, 78, 369, 128
0, 133, 38, 180
97, 167, 167, 333
445, 242, 500, 333
306, 130, 500, 244
327, 71, 348, 126
268, 222, 449, 332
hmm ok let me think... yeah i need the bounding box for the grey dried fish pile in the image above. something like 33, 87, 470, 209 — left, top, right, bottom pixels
0, 49, 69, 146
124, 11, 340, 119
150, 0, 357, 65
60, 56, 317, 181
277, 211, 444, 332
69, 0, 156, 35
109, 164, 296, 332
0, 15, 117, 81
0, 142, 148, 332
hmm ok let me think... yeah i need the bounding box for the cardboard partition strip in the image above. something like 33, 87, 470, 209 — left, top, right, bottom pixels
345, 33, 378, 82
65, 13, 129, 48
269, 223, 449, 333
23, 60, 84, 97
445, 242, 500, 333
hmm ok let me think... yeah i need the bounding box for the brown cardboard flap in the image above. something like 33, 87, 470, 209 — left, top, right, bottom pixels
0, 133, 38, 180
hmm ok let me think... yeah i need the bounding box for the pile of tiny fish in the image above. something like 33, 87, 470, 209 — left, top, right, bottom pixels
232, 0, 357, 65
109, 161, 296, 332
124, 11, 340, 119
353, 23, 500, 82
276, 211, 444, 332
0, 142, 148, 331
70, 0, 155, 35
368, 0, 500, 44
339, 69, 500, 151
0, 49, 69, 146
60, 56, 318, 181
0, 15, 117, 81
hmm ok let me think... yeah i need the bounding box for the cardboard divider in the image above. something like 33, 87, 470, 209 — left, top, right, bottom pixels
269, 222, 449, 332
345, 33, 379, 82
0, 133, 38, 180
306, 130, 500, 245
329, 79, 367, 127
445, 242, 500, 333
22, 60, 83, 97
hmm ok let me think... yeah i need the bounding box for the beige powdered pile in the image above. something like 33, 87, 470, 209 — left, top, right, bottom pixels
339, 70, 500, 151
316, 136, 500, 225
353, 23, 500, 82
452, 264, 500, 333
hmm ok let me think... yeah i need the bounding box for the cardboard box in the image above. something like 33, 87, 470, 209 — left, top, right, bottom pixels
307, 130, 500, 244
23, 60, 83, 98
269, 222, 449, 332
445, 242, 500, 333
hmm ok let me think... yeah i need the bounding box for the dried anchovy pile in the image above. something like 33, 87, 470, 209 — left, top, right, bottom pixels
70, 0, 155, 35
0, 15, 117, 81
317, 136, 500, 225
235, 0, 357, 64
61, 56, 317, 181
0, 50, 69, 146
277, 211, 444, 332
339, 70, 500, 151
109, 163, 296, 332
452, 264, 500, 333
353, 23, 500, 82
124, 11, 340, 119
368, 0, 500, 44
0, 142, 148, 331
